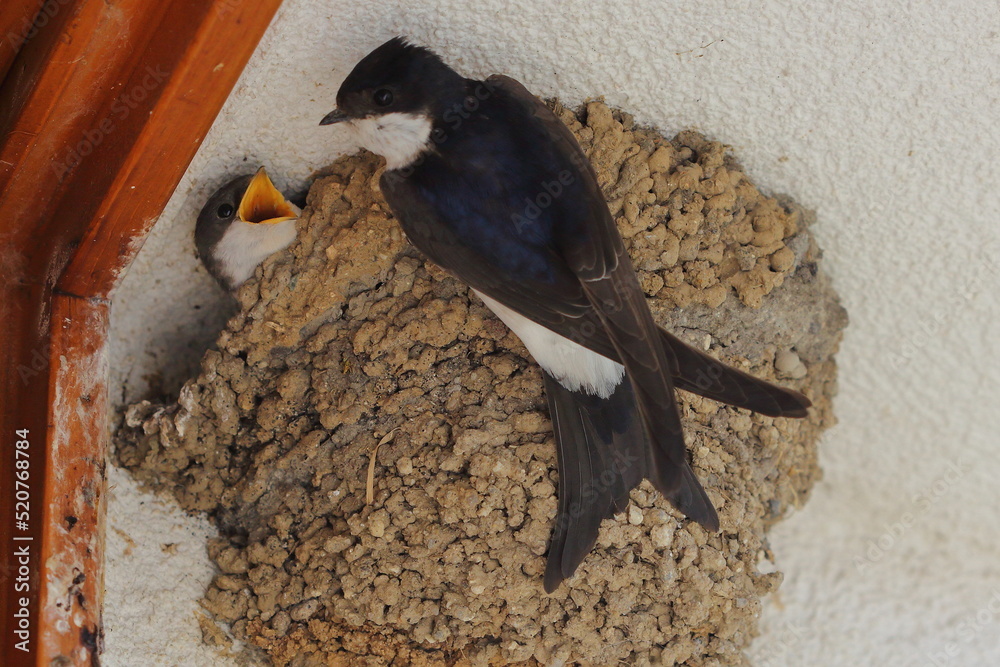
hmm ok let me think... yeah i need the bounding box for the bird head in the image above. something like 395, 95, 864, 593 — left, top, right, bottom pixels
220, 167, 299, 225
319, 37, 466, 169
194, 166, 299, 291
197, 166, 297, 234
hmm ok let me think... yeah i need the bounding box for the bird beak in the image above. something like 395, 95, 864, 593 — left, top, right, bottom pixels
238, 167, 297, 224
319, 108, 350, 125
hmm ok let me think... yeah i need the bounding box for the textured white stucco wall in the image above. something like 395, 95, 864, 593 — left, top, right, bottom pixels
106, 0, 1000, 664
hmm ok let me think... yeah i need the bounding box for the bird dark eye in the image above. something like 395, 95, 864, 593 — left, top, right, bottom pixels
373, 89, 394, 106
217, 203, 234, 218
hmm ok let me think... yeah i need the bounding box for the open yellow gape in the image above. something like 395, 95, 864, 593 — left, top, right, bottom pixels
238, 167, 297, 224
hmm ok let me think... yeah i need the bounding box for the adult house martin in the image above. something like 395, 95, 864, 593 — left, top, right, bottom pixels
321, 37, 811, 592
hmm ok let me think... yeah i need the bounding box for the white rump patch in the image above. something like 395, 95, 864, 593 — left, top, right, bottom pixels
474, 290, 625, 398
350, 113, 433, 170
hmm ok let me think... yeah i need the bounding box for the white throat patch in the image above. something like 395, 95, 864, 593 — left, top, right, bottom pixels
215, 215, 298, 290
349, 113, 433, 170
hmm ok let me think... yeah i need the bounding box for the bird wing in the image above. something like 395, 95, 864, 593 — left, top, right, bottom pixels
660, 329, 810, 417
382, 73, 810, 418
481, 75, 696, 498
381, 164, 610, 351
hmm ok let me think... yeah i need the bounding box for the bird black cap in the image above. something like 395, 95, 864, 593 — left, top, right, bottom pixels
324, 37, 467, 123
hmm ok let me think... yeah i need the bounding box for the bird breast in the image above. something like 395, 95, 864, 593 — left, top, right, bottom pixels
214, 218, 297, 290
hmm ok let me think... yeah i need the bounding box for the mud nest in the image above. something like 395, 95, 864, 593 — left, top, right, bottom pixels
115, 100, 846, 666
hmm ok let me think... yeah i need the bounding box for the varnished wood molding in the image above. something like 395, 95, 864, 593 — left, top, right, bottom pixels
0, 0, 284, 663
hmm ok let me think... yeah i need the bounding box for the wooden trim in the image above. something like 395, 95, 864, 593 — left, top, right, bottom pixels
0, 0, 45, 82
0, 0, 283, 663
38, 295, 110, 666
59, 0, 288, 298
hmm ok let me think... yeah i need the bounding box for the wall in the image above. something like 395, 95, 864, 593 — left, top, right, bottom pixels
106, 1, 1000, 664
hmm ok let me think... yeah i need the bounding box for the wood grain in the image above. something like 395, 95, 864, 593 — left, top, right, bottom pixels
0, 0, 283, 663
0, 0, 45, 82
38, 295, 109, 666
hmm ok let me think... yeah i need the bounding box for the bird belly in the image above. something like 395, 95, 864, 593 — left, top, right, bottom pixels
474, 290, 624, 398
215, 218, 297, 289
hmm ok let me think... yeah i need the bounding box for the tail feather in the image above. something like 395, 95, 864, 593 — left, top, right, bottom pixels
652, 458, 720, 533
660, 328, 811, 418
541, 370, 718, 591
542, 371, 645, 592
